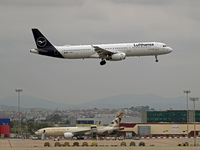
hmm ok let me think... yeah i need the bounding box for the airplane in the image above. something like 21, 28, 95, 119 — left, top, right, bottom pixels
31, 29, 172, 65
35, 113, 124, 139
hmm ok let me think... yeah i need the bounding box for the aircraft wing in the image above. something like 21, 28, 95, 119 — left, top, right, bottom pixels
69, 129, 91, 136
92, 45, 116, 58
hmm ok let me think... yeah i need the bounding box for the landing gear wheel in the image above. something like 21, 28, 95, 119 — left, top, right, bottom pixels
155, 55, 158, 62
100, 60, 106, 65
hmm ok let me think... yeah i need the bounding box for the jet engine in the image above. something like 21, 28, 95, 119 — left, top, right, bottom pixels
64, 132, 74, 138
106, 53, 126, 61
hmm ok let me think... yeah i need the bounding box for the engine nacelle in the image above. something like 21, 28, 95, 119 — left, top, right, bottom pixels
64, 132, 74, 139
106, 53, 126, 61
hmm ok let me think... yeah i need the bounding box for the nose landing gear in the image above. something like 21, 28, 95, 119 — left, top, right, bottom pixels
155, 55, 159, 62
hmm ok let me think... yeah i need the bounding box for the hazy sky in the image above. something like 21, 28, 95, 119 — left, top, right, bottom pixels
1, 0, 200, 105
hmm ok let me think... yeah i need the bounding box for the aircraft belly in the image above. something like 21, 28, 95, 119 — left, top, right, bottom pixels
46, 132, 63, 137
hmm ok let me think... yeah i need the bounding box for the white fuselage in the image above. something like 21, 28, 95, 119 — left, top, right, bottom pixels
55, 42, 172, 59
35, 126, 118, 137
35, 127, 90, 137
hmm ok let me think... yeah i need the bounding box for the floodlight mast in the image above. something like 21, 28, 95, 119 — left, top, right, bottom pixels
190, 97, 199, 146
15, 89, 23, 137
183, 90, 190, 137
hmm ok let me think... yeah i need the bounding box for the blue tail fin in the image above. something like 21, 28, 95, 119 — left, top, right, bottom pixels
31, 28, 63, 58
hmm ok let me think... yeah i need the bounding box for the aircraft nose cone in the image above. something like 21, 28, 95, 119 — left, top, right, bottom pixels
168, 47, 173, 53
35, 131, 39, 135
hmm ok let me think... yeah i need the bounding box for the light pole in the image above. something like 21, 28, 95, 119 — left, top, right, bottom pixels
183, 90, 190, 137
190, 97, 199, 146
15, 89, 23, 137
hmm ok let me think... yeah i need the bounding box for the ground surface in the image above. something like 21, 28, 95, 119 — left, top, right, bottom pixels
0, 138, 200, 150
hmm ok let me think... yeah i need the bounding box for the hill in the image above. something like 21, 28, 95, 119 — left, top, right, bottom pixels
0, 94, 189, 111
0, 95, 74, 110
75, 94, 186, 110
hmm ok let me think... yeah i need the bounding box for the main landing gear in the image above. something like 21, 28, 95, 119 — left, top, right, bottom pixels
100, 59, 106, 65
155, 55, 159, 62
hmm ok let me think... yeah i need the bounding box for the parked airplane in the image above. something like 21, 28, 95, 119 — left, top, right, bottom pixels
35, 113, 124, 139
31, 29, 172, 65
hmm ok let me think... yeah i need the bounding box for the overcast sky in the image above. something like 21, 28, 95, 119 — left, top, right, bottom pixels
0, 0, 200, 105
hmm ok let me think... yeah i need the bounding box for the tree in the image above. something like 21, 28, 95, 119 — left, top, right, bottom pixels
46, 114, 62, 122
65, 120, 70, 124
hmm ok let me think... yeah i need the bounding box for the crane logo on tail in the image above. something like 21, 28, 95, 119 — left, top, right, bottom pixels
37, 37, 47, 47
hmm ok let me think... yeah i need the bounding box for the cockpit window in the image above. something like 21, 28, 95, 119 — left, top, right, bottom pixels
163, 45, 167, 47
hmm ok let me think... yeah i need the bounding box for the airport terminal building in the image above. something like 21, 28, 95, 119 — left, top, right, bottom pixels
141, 110, 200, 123
120, 122, 200, 137
76, 113, 141, 126
120, 110, 200, 137
76, 111, 200, 138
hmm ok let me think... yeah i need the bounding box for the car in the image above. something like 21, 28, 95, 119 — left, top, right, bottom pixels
31, 136, 41, 140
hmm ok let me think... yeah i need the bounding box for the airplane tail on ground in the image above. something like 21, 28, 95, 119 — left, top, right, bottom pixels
108, 113, 123, 127
31, 28, 63, 58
